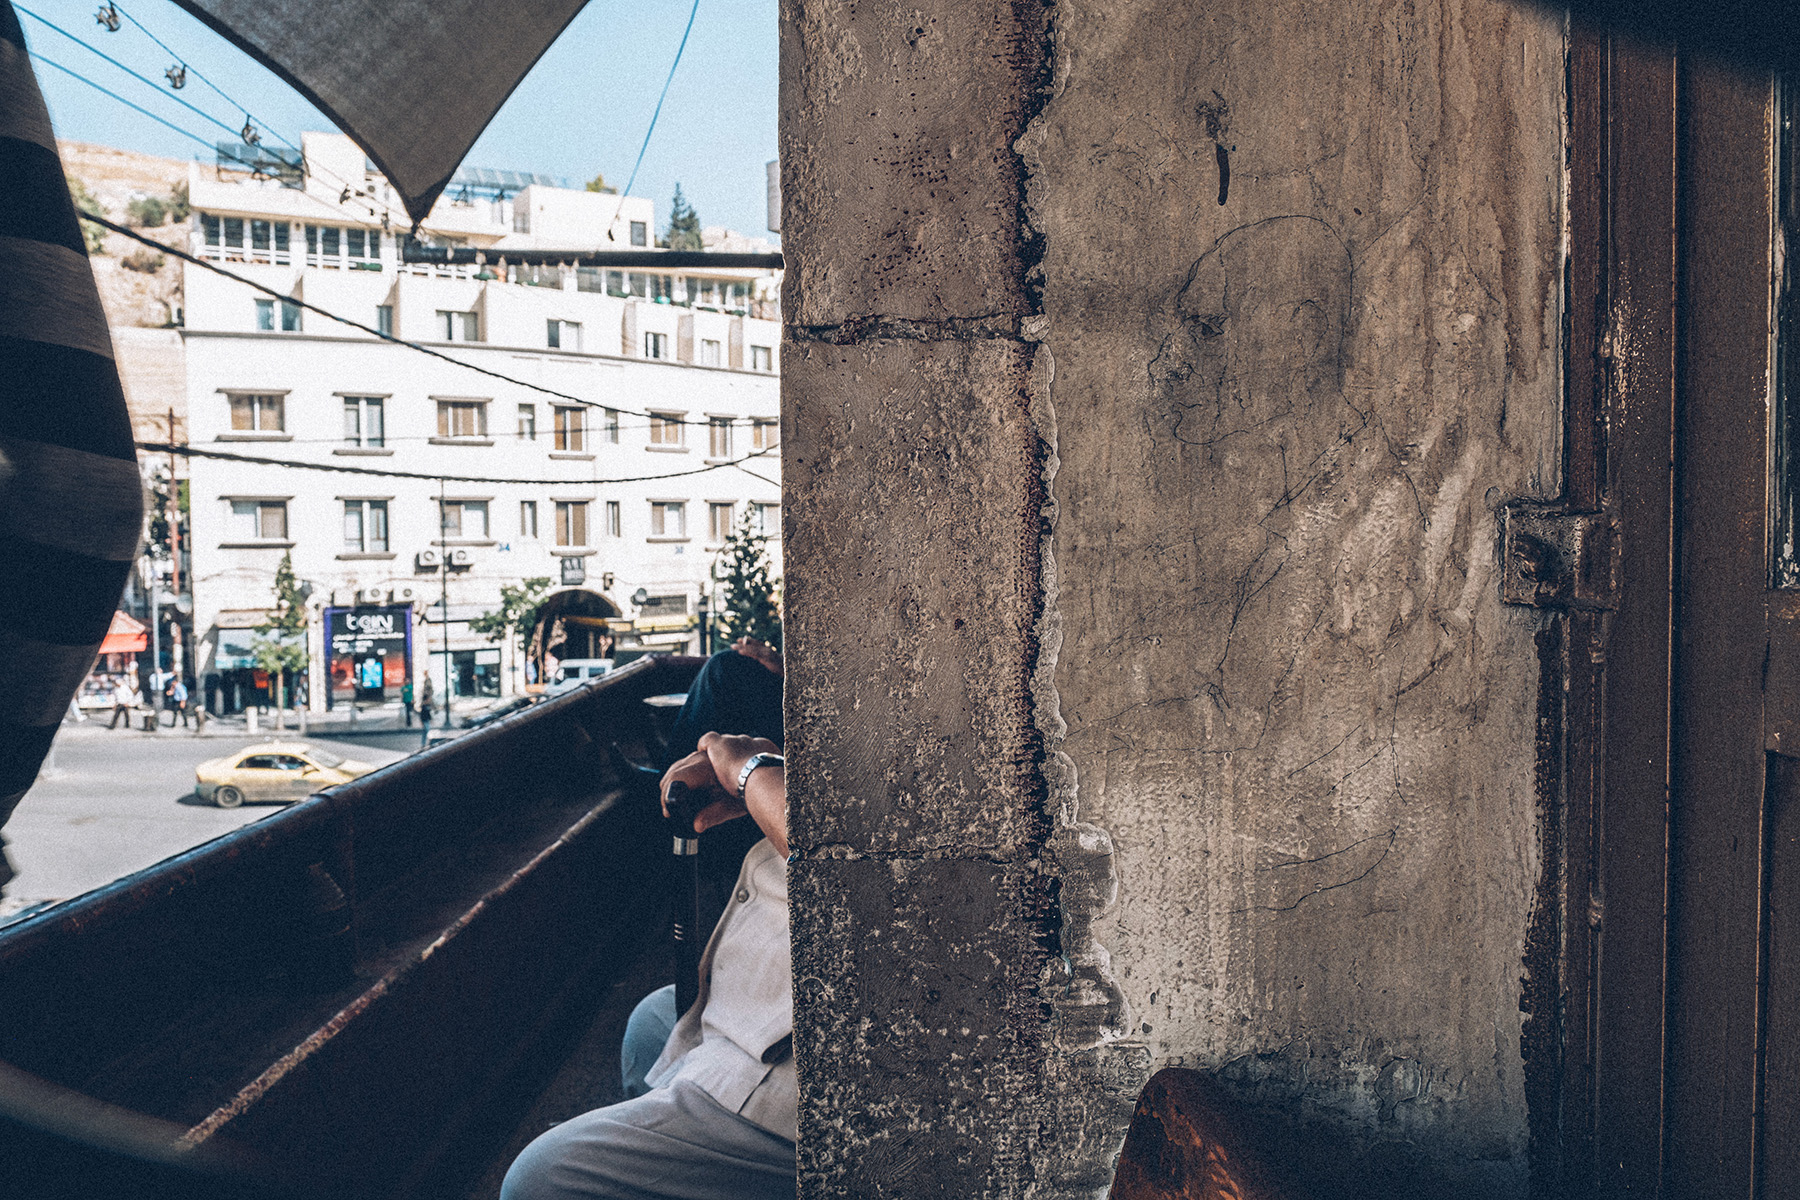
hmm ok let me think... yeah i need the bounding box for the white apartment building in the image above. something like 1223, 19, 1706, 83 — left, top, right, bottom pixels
184, 134, 782, 714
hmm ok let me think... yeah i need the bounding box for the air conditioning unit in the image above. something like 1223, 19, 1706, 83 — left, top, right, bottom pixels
359, 587, 386, 605
449, 549, 473, 567
390, 587, 416, 604
416, 549, 441, 569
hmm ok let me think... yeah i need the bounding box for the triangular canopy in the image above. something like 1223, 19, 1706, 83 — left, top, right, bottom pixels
173, 0, 590, 224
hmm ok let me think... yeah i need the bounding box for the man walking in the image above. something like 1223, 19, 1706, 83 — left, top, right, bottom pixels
170, 676, 191, 729
107, 675, 138, 730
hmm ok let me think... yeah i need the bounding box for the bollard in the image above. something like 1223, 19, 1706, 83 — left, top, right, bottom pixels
247, 707, 259, 735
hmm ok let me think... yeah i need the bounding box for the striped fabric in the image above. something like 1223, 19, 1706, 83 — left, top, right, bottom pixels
0, 2, 143, 889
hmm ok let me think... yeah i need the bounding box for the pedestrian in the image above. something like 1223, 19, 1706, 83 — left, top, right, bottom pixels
170, 676, 191, 729
419, 674, 435, 727
401, 679, 414, 727
107, 675, 138, 730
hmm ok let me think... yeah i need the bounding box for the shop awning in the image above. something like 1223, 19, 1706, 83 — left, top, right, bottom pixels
97, 611, 147, 656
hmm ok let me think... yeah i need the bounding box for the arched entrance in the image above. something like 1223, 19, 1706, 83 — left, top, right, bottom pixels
527, 587, 622, 688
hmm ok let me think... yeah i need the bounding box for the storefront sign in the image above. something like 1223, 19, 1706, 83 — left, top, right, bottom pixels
324, 605, 414, 708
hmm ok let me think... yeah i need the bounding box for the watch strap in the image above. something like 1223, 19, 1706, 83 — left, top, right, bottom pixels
736, 752, 784, 802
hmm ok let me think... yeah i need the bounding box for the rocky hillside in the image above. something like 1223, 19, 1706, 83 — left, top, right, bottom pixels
59, 140, 189, 329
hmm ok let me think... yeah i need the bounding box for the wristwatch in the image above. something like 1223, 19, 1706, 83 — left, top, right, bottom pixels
736, 752, 784, 802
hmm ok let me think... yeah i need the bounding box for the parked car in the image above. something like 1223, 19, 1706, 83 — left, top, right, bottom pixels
195, 742, 376, 808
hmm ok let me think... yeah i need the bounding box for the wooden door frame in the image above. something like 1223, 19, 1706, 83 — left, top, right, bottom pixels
1556, 26, 1778, 1198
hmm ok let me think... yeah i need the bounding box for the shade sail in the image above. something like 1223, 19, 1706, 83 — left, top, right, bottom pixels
98, 611, 148, 656
172, 0, 591, 225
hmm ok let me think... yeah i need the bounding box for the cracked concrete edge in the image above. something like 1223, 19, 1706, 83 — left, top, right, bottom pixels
1022, 298, 1146, 1200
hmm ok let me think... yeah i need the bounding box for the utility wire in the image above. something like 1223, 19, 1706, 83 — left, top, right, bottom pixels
82, 211, 771, 424
138, 440, 781, 487
45, 7, 397, 224
611, 0, 701, 232
109, 0, 301, 153
20, 6, 249, 144
29, 50, 265, 171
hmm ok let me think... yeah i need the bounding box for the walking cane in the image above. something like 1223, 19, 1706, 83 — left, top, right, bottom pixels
663, 781, 708, 1016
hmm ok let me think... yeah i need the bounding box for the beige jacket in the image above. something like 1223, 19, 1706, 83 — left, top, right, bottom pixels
646, 838, 796, 1142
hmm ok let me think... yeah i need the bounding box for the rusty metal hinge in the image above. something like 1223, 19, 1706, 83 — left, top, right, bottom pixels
1499, 502, 1620, 611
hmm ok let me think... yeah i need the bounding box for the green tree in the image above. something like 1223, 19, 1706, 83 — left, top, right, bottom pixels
252, 552, 310, 731
584, 172, 616, 195
166, 181, 191, 222
471, 577, 554, 691
65, 174, 106, 254
713, 509, 781, 647
665, 184, 703, 251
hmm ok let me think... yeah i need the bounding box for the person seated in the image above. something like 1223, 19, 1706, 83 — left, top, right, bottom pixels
501, 641, 793, 1200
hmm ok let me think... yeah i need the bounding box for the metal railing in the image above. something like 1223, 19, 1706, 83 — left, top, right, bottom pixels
0, 656, 702, 1199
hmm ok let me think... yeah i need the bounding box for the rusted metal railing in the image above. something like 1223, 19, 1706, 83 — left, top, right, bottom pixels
0, 655, 703, 1199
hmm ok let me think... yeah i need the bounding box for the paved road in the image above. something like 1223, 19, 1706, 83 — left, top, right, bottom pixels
3, 722, 412, 919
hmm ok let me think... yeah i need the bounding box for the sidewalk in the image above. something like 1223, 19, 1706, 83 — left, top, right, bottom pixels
64, 698, 505, 739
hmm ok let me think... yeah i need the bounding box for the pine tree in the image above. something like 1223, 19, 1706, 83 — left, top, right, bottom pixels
714, 509, 781, 647
665, 184, 703, 251
252, 551, 310, 731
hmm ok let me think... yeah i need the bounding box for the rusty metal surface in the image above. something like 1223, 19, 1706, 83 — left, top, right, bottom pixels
0, 655, 703, 1198
1500, 502, 1620, 610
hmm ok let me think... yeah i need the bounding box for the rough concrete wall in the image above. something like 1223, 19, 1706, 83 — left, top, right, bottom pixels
783, 0, 1563, 1195
1022, 0, 1564, 1191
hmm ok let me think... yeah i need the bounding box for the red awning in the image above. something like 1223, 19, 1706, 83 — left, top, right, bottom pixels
98, 611, 147, 656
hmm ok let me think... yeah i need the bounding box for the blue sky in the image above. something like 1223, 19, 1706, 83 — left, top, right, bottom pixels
19, 0, 779, 239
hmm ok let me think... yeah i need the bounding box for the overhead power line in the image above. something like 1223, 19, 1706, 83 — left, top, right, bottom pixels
28, 49, 265, 171
107, 0, 301, 153
82, 211, 772, 425
138, 440, 782, 487
19, 6, 248, 144
610, 0, 701, 232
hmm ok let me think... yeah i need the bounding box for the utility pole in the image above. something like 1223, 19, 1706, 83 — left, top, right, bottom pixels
438, 476, 451, 727
166, 409, 181, 601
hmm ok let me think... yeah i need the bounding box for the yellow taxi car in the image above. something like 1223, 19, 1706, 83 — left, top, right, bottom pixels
194, 742, 377, 808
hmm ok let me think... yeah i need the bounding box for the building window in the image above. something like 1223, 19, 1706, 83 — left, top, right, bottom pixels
304, 223, 380, 268
242, 219, 290, 264
229, 393, 285, 433
376, 304, 393, 337
554, 406, 585, 452
255, 297, 302, 332
649, 411, 684, 446
555, 501, 589, 548
708, 417, 733, 459
437, 310, 480, 341
630, 220, 647, 247
342, 396, 384, 447
644, 331, 668, 360
518, 403, 537, 440
753, 501, 781, 537
521, 500, 539, 538
440, 499, 489, 540
750, 345, 772, 372
605, 500, 621, 537
436, 399, 488, 439
605, 409, 620, 444
700, 338, 722, 367
708, 502, 734, 543
750, 419, 776, 451
343, 500, 389, 552
547, 319, 582, 351
228, 499, 287, 541
650, 500, 686, 538
628, 272, 649, 298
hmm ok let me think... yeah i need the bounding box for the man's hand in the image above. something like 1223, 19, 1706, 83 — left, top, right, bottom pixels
658, 733, 786, 855
732, 637, 782, 676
